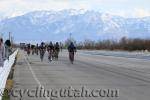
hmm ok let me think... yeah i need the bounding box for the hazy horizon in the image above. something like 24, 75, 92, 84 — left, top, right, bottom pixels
0, 0, 150, 18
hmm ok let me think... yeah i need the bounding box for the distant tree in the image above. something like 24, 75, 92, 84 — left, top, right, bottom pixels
84, 39, 95, 49
65, 38, 76, 48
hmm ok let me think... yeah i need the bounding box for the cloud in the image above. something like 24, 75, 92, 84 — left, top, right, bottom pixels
0, 0, 70, 17
134, 9, 150, 17
104, 8, 150, 18
0, 0, 150, 18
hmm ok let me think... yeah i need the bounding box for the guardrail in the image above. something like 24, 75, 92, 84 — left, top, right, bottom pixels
0, 49, 18, 100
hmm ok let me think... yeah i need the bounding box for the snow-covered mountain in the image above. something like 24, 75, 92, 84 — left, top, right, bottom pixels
0, 9, 150, 42
0, 15, 5, 21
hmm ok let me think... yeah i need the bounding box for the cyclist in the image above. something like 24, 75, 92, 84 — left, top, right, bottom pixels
54, 42, 60, 60
68, 42, 76, 64
39, 42, 46, 62
35, 44, 39, 55
47, 42, 54, 62
27, 44, 31, 56
60, 42, 63, 52
31, 45, 35, 55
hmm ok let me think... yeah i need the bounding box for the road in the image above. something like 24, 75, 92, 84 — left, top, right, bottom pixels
11, 50, 150, 100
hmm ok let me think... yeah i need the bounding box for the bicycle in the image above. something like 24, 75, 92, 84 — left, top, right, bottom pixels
48, 50, 53, 62
69, 52, 75, 64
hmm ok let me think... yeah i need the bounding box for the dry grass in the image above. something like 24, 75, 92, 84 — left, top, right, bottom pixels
5, 80, 14, 90
2, 80, 14, 100
2, 51, 18, 100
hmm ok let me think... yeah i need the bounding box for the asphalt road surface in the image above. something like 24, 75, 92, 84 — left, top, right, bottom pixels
11, 50, 150, 100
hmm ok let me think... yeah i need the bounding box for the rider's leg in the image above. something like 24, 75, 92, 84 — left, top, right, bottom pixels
70, 52, 74, 64
50, 52, 52, 61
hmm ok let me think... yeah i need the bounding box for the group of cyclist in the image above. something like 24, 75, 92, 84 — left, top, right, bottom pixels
24, 42, 76, 64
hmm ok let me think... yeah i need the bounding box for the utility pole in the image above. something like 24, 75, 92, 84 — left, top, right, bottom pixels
9, 32, 11, 41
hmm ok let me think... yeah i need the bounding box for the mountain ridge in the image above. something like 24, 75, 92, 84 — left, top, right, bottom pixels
0, 10, 150, 42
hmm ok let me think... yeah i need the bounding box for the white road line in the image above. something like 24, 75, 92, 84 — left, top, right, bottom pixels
23, 53, 41, 86
23, 53, 50, 100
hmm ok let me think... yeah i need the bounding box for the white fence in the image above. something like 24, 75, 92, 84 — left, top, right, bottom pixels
0, 49, 18, 100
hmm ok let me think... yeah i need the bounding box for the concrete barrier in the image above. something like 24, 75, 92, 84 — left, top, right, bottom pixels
0, 49, 18, 100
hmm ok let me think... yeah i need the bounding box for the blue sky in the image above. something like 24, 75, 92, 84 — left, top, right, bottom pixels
0, 0, 150, 18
